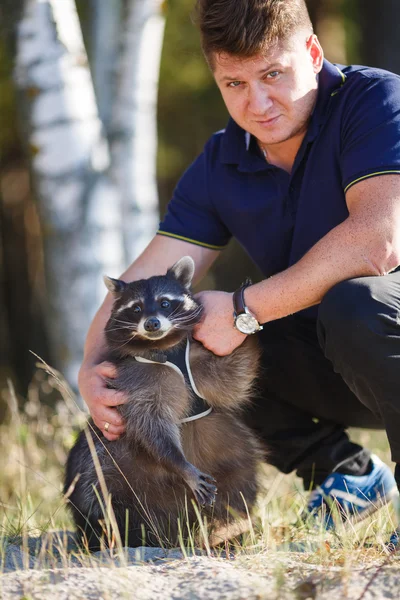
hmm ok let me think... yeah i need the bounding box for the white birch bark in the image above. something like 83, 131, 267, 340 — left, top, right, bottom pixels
14, 0, 125, 391
91, 0, 122, 133
110, 0, 166, 263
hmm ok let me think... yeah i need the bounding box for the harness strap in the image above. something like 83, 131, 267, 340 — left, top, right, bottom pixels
134, 338, 212, 423
179, 406, 212, 423
184, 338, 204, 399
134, 355, 184, 378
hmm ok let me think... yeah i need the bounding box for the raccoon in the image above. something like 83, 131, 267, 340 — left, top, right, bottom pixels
65, 256, 263, 550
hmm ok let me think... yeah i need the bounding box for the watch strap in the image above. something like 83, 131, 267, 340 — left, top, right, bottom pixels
233, 278, 252, 316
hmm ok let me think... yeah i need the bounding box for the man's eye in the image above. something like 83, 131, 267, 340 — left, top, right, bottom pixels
160, 300, 171, 309
133, 305, 141, 313
267, 71, 280, 79
228, 81, 242, 88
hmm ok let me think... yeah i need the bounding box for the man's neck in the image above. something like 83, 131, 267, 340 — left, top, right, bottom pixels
259, 130, 307, 174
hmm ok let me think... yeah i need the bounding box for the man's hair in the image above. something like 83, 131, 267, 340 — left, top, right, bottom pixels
194, 0, 313, 68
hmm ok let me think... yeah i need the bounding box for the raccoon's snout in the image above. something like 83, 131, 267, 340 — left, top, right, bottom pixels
138, 315, 172, 339
144, 317, 161, 332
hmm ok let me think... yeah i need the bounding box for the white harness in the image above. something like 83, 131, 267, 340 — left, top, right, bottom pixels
134, 338, 213, 423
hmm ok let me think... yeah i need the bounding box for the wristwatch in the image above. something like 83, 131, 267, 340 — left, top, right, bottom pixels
233, 278, 263, 335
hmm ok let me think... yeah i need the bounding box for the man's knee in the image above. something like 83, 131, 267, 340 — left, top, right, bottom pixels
317, 276, 386, 350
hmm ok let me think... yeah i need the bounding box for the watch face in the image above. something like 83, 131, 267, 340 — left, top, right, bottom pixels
235, 313, 259, 334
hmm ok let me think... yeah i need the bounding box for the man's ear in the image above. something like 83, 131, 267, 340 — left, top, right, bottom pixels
103, 276, 127, 295
307, 34, 324, 73
167, 256, 195, 289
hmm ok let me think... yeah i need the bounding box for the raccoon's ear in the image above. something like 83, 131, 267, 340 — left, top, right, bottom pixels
103, 275, 127, 295
167, 256, 195, 289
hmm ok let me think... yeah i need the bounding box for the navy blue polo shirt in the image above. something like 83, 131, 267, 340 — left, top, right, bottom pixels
158, 59, 400, 319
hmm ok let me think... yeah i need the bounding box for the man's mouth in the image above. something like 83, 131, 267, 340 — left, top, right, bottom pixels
256, 115, 281, 126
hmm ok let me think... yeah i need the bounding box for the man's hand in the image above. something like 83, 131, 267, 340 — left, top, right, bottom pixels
193, 290, 247, 355
78, 362, 127, 441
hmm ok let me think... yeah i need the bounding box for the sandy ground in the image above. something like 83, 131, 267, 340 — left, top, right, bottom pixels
1, 533, 400, 599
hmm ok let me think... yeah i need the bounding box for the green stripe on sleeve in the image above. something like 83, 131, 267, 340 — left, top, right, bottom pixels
156, 230, 226, 250
344, 170, 400, 193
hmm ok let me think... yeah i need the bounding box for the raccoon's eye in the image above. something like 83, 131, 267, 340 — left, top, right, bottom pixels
160, 299, 171, 309
132, 305, 141, 313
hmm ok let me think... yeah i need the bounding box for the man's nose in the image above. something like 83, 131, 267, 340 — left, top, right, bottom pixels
248, 85, 273, 115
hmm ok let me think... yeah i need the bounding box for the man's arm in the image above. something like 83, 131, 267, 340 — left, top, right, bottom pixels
79, 234, 219, 440
194, 174, 400, 355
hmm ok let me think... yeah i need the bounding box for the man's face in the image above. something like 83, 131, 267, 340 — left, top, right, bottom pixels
213, 34, 324, 151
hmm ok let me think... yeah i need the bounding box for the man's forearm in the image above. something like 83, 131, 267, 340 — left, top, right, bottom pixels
245, 215, 399, 324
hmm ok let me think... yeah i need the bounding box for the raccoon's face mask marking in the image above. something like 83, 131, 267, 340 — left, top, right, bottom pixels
135, 294, 200, 340
104, 257, 203, 353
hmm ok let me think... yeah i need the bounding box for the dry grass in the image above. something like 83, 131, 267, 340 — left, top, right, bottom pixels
0, 367, 397, 575
0, 370, 80, 538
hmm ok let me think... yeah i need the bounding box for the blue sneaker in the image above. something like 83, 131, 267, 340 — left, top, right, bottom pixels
387, 529, 400, 553
306, 454, 398, 529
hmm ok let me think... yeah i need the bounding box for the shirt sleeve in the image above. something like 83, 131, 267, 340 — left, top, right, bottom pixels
158, 138, 232, 250
340, 73, 400, 193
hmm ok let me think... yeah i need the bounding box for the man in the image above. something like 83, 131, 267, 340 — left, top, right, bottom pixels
79, 0, 400, 536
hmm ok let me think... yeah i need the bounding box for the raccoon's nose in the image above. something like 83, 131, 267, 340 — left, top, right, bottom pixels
144, 317, 161, 332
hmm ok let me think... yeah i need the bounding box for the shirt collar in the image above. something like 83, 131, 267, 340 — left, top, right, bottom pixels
220, 59, 346, 172
306, 59, 347, 142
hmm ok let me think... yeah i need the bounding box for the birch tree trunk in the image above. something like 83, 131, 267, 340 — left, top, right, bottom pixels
90, 0, 122, 133
14, 0, 125, 391
110, 0, 166, 263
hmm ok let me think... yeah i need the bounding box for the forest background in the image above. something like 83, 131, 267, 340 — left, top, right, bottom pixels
0, 0, 399, 410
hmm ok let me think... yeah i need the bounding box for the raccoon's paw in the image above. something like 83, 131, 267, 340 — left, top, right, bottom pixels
185, 466, 217, 507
